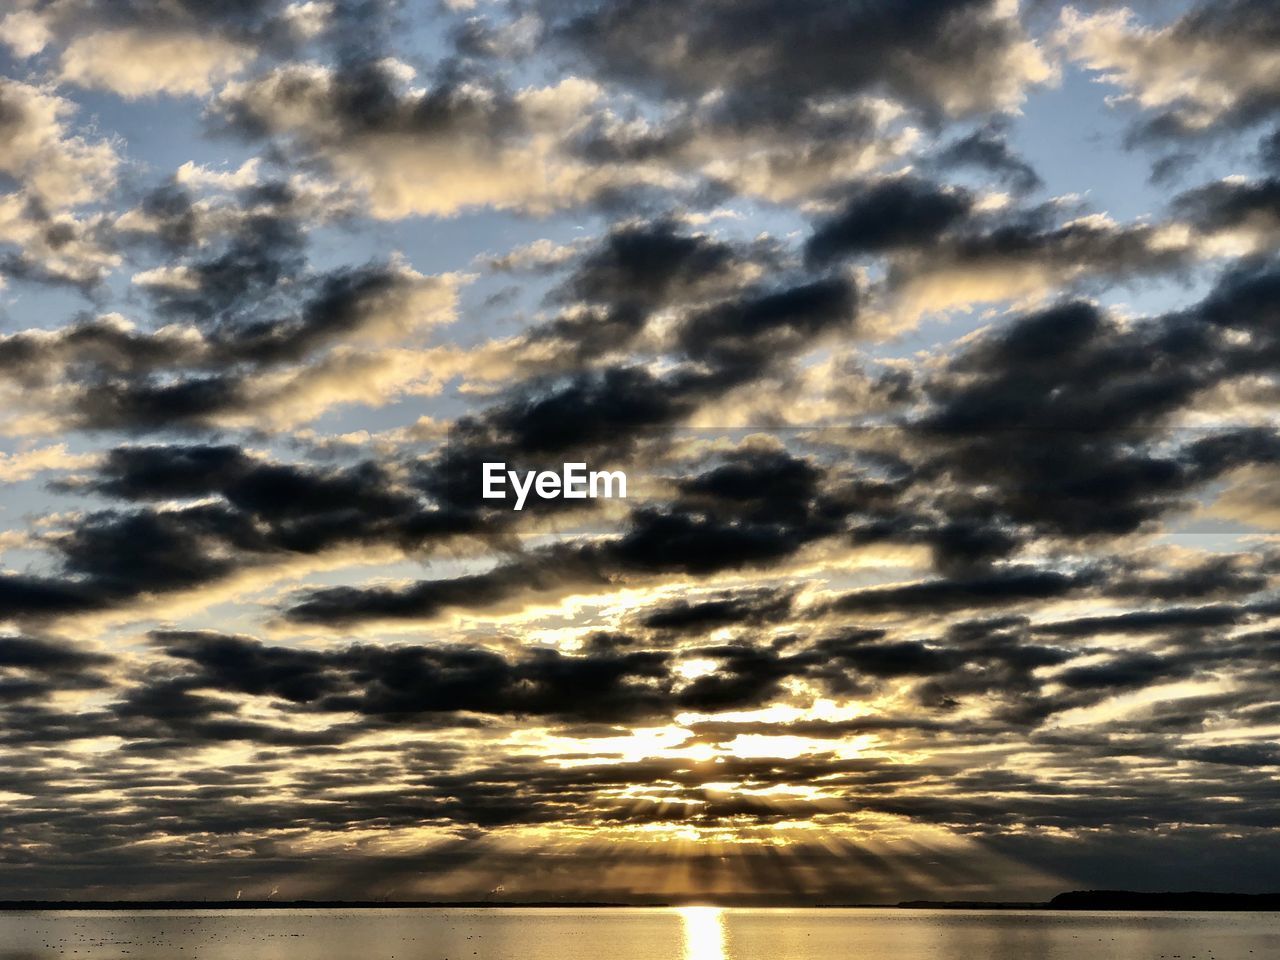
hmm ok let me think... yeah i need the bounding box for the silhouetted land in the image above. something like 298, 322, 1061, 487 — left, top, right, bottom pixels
1, 892, 1278, 910
0, 900, 650, 911
898, 891, 1280, 911
895, 900, 1044, 910
1048, 891, 1280, 911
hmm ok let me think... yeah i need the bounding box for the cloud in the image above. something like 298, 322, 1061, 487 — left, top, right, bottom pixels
806, 175, 975, 264
59, 29, 253, 98
0, 442, 97, 482
1060, 1, 1280, 139
0, 634, 113, 702
4, 0, 1280, 906
1173, 175, 1280, 256
151, 630, 679, 723
543, 0, 1054, 120
0, 235, 463, 433
0, 0, 318, 99
0, 78, 118, 207
931, 121, 1043, 193
801, 176, 1215, 327
1207, 463, 1280, 528
882, 209, 1192, 324
217, 60, 640, 217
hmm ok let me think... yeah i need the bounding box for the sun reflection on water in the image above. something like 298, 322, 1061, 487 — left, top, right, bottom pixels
679, 906, 727, 960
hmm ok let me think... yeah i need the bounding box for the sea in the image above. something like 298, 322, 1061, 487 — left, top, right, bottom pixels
0, 907, 1276, 959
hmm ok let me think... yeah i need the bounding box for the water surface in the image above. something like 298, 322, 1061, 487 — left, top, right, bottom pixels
0, 907, 1275, 959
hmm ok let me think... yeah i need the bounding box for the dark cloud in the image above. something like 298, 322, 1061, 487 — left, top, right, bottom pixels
636, 588, 797, 633
290, 452, 844, 623
674, 277, 858, 370
0, 214, 446, 430
5, 0, 1280, 908
543, 0, 1047, 120
557, 219, 745, 311
150, 630, 679, 723
0, 442, 511, 623
931, 122, 1042, 193
1036, 604, 1251, 639
1262, 125, 1280, 170
0, 635, 113, 702
807, 177, 974, 264
829, 567, 1095, 616
901, 280, 1280, 547
1106, 555, 1270, 601
1174, 175, 1280, 236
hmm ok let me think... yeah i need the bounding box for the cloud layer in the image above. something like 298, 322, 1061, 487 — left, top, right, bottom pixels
0, 0, 1279, 905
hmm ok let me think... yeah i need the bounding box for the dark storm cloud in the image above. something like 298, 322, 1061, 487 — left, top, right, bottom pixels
783, 615, 1082, 719
278, 509, 776, 622
0, 316, 198, 385
0, 573, 109, 619
123, 178, 430, 368
603, 496, 836, 576
145, 615, 1225, 731
83, 446, 429, 553
283, 542, 610, 625
129, 181, 202, 252
0, 635, 110, 672
108, 672, 353, 750
119, 175, 351, 261
501, 221, 845, 401
1055, 653, 1188, 692
218, 55, 519, 142
474, 365, 692, 457
290, 247, 1280, 623
848, 508, 1024, 575
0, 195, 115, 292
142, 209, 306, 326
87, 444, 255, 499
72, 377, 251, 432
1035, 604, 1251, 638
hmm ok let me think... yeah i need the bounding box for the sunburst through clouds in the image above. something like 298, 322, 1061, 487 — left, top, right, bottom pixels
0, 0, 1279, 908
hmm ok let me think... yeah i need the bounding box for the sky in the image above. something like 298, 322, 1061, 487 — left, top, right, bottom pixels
1, 0, 1280, 906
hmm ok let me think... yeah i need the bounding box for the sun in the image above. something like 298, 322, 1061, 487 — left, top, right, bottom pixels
678, 906, 727, 960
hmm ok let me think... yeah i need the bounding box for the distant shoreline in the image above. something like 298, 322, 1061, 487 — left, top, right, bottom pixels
895, 891, 1280, 912
2, 891, 1279, 911
0, 900, 655, 911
